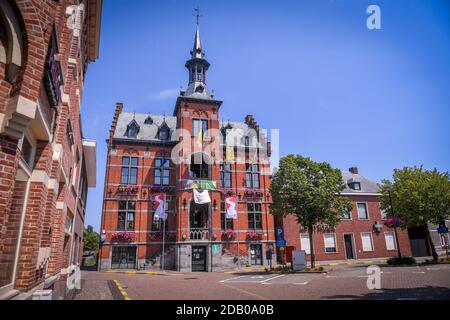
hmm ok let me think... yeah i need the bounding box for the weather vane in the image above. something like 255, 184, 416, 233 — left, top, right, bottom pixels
193, 6, 202, 26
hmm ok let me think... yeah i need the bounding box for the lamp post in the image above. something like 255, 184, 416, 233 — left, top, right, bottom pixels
386, 186, 402, 258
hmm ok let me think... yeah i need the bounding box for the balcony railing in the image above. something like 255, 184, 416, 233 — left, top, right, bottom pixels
189, 228, 209, 241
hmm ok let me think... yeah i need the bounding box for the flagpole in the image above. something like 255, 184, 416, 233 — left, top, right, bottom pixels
161, 192, 166, 271
161, 121, 166, 271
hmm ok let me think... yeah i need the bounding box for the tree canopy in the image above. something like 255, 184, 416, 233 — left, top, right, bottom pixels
270, 155, 352, 267
380, 166, 450, 261
380, 166, 450, 226
83, 225, 100, 252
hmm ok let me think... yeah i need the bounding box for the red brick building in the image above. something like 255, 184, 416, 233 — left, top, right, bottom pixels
0, 0, 101, 299
99, 22, 275, 272
280, 167, 412, 263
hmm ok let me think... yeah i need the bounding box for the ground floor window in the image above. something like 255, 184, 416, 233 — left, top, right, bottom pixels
384, 231, 396, 251
361, 232, 374, 252
111, 246, 136, 269
250, 244, 263, 265
300, 234, 311, 254
324, 233, 337, 253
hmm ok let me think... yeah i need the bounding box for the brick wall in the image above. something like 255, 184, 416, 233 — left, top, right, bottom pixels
0, 0, 100, 293
282, 195, 412, 262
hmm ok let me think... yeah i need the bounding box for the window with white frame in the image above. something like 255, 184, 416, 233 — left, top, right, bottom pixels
361, 232, 374, 251
341, 210, 351, 220
357, 203, 369, 219
300, 234, 311, 254
324, 233, 337, 253
384, 231, 396, 250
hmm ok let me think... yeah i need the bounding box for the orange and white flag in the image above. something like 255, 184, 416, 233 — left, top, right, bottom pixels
154, 193, 166, 220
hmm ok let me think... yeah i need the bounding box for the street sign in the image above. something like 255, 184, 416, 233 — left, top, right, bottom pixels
276, 228, 284, 240
276, 239, 286, 247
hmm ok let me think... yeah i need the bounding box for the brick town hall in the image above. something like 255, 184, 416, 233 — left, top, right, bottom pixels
99, 19, 275, 272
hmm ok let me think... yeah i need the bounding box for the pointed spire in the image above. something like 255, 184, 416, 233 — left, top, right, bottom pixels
191, 7, 204, 59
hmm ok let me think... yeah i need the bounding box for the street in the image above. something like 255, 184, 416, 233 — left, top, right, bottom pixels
73, 264, 450, 300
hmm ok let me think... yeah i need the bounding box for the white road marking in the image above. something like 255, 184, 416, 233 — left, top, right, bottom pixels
293, 282, 308, 285
326, 276, 338, 278
260, 274, 285, 284
220, 275, 246, 283
413, 271, 425, 274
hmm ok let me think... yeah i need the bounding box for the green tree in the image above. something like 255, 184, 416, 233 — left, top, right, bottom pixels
83, 225, 99, 252
270, 155, 352, 268
380, 166, 450, 262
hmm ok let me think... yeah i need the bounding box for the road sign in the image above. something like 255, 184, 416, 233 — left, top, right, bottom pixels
276, 228, 284, 240
276, 239, 286, 247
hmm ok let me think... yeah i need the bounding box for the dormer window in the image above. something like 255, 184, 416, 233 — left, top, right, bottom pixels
144, 116, 153, 125
350, 182, 361, 190
159, 128, 169, 140
125, 120, 139, 138
158, 121, 170, 141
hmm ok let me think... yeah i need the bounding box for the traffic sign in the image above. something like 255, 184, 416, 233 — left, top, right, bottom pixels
276, 239, 287, 247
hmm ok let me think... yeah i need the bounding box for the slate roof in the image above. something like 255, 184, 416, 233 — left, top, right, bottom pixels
112, 112, 268, 149
113, 112, 178, 143
341, 171, 380, 194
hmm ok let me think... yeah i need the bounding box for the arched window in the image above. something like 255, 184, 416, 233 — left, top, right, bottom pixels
0, 0, 24, 83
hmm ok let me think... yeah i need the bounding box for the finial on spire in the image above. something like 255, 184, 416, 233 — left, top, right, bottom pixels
194, 6, 202, 26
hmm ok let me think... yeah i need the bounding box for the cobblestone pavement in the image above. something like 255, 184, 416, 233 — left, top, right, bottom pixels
74, 264, 450, 300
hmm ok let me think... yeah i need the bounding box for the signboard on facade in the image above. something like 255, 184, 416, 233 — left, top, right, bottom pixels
212, 244, 220, 254
183, 180, 217, 191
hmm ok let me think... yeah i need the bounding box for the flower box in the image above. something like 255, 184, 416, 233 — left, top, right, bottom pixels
244, 189, 263, 198
247, 231, 262, 240
222, 229, 237, 240
111, 231, 135, 242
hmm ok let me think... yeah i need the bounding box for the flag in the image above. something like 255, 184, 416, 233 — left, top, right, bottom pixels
193, 189, 211, 204
225, 196, 238, 219
226, 145, 234, 162
198, 126, 203, 146
154, 193, 166, 220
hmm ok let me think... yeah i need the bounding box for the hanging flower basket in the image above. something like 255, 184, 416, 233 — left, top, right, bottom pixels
247, 231, 262, 240
222, 229, 236, 240
111, 231, 135, 242
383, 217, 405, 228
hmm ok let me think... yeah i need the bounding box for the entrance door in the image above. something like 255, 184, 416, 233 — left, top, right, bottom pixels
192, 246, 207, 272
250, 244, 263, 265
111, 246, 136, 269
344, 234, 355, 259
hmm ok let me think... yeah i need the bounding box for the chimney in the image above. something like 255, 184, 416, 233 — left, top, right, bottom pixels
349, 167, 359, 174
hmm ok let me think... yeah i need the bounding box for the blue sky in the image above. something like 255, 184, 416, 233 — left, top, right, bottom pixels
81, 0, 450, 231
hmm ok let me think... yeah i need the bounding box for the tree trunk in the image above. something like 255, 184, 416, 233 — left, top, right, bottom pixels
308, 228, 315, 269
425, 224, 439, 262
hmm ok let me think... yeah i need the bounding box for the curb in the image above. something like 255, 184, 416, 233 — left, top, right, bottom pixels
113, 279, 131, 300
105, 270, 163, 275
